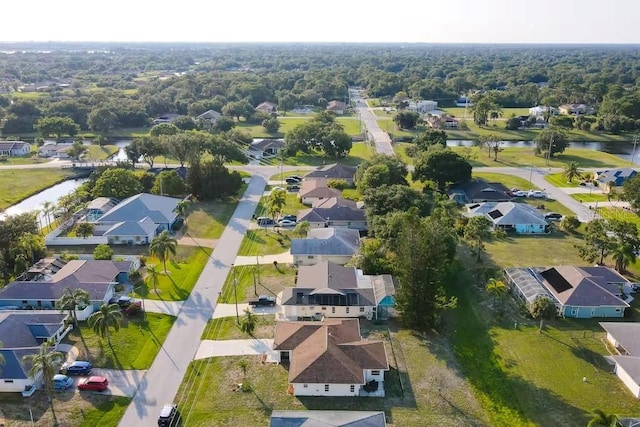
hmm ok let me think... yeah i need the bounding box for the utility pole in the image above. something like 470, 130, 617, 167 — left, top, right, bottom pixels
253, 267, 257, 296
546, 136, 554, 166
256, 255, 260, 285
529, 164, 534, 190
631, 134, 639, 166
232, 264, 239, 324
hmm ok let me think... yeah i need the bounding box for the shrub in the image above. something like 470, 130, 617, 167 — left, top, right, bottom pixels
327, 179, 348, 190
124, 302, 142, 317
559, 215, 580, 233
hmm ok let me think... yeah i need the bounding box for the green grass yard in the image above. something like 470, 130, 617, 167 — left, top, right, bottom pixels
0, 169, 76, 210
183, 190, 246, 239
62, 313, 175, 370
141, 246, 212, 300
570, 193, 609, 203
281, 142, 373, 167
85, 144, 119, 160
200, 315, 276, 341
237, 229, 294, 256
219, 264, 296, 304
544, 173, 584, 188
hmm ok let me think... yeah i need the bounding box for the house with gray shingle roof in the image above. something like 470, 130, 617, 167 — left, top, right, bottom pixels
298, 198, 367, 231
304, 164, 357, 184
467, 202, 548, 234
270, 410, 387, 427
273, 318, 388, 397
504, 265, 631, 318
600, 322, 640, 398
290, 227, 360, 266
298, 179, 342, 205
593, 168, 637, 193
0, 141, 31, 157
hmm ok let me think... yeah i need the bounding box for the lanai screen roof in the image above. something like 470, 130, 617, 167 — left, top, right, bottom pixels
505, 267, 553, 305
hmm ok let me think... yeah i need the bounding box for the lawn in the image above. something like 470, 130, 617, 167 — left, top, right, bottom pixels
268, 169, 313, 181
183, 190, 246, 239
0, 393, 129, 427
0, 169, 76, 210
282, 142, 373, 167
443, 107, 532, 118
254, 193, 307, 219
0, 154, 51, 165
236, 117, 364, 138
545, 173, 584, 188
570, 193, 609, 203
84, 145, 119, 161
62, 312, 175, 370
219, 264, 297, 304
201, 315, 276, 341
237, 229, 294, 256
484, 232, 586, 268
140, 246, 212, 300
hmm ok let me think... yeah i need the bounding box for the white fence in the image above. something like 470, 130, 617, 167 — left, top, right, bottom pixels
45, 217, 109, 246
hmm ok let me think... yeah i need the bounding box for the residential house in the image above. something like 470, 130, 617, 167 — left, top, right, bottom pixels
196, 109, 222, 126
273, 318, 389, 397
455, 97, 471, 107
0, 258, 133, 310
528, 106, 557, 119
298, 179, 342, 206
448, 179, 512, 204
466, 202, 549, 234
270, 411, 387, 427
326, 100, 347, 115
290, 227, 361, 266
600, 322, 640, 398
298, 198, 367, 230
407, 100, 438, 114
504, 266, 631, 318
249, 139, 285, 157
279, 261, 395, 320
304, 164, 358, 185
426, 115, 459, 129
594, 168, 637, 193
559, 103, 595, 115
38, 143, 72, 159
85, 197, 119, 222
0, 312, 71, 393
0, 141, 31, 157
256, 102, 277, 114
152, 113, 181, 124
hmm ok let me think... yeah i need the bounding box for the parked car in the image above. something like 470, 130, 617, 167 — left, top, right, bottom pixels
53, 374, 74, 390
108, 295, 135, 308
158, 404, 179, 427
287, 184, 301, 192
249, 295, 276, 307
257, 217, 274, 226
60, 360, 92, 376
281, 215, 297, 222
544, 212, 563, 221
78, 376, 109, 391
271, 186, 285, 192
528, 190, 546, 198
285, 177, 299, 185
277, 219, 296, 227
288, 175, 302, 182
512, 190, 527, 197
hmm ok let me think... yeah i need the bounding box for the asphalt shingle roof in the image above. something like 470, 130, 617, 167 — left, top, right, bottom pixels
0, 349, 36, 380
0, 313, 66, 348
467, 202, 548, 226
290, 228, 360, 257
97, 193, 179, 225
270, 410, 387, 427
304, 164, 357, 181
600, 322, 640, 356
103, 217, 158, 236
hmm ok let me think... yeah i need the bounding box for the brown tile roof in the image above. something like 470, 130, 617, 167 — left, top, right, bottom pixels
297, 261, 358, 289
312, 197, 358, 209
274, 319, 388, 384
299, 179, 342, 200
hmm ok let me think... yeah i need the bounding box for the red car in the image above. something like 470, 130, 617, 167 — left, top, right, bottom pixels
77, 376, 109, 391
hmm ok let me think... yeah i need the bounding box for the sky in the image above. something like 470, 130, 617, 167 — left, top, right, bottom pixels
2, 0, 639, 44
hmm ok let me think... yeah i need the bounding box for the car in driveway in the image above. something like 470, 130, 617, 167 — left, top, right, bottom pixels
287, 184, 300, 192
287, 175, 302, 182
512, 190, 527, 197
257, 217, 275, 226
158, 404, 179, 427
78, 376, 109, 391
60, 360, 92, 376
285, 177, 299, 185
109, 295, 135, 308
53, 374, 74, 390
544, 212, 563, 221
281, 215, 297, 222
528, 190, 546, 198
277, 219, 296, 227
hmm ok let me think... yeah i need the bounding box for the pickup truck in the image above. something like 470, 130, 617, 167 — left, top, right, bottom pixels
249, 296, 276, 307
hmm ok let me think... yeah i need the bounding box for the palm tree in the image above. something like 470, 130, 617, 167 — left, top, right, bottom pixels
88, 303, 123, 346
612, 242, 636, 273
55, 288, 90, 325
240, 308, 258, 336
145, 264, 163, 295
17, 233, 44, 264
42, 201, 55, 230
238, 358, 249, 381
75, 222, 95, 238
485, 278, 507, 307
174, 200, 190, 225
23, 341, 64, 426
267, 189, 286, 218
149, 230, 178, 273
531, 297, 557, 333
562, 161, 582, 183
587, 409, 619, 427
293, 221, 310, 237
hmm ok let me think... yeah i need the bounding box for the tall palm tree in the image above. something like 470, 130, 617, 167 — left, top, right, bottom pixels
174, 200, 190, 225
240, 308, 258, 335
55, 288, 90, 325
88, 303, 123, 346
562, 161, 582, 183
293, 221, 310, 237
485, 278, 507, 307
612, 242, 636, 273
145, 264, 163, 295
149, 230, 178, 273
42, 201, 55, 229
587, 409, 619, 427
267, 189, 286, 218
17, 233, 44, 264
23, 341, 64, 426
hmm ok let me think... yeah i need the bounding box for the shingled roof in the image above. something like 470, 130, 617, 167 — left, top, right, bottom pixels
273, 319, 388, 384
290, 229, 361, 257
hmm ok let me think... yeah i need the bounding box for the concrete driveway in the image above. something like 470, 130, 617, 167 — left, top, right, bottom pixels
141, 299, 184, 316
233, 251, 293, 267
212, 303, 281, 319
194, 339, 275, 360
80, 368, 147, 398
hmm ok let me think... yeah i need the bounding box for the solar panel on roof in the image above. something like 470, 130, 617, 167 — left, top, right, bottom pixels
488, 210, 503, 219
541, 268, 572, 293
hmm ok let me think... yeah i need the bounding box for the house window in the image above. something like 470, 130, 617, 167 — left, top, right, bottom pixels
571, 308, 578, 316
322, 307, 326, 311
359, 307, 365, 313
350, 385, 355, 393
36, 301, 42, 307
346, 307, 350, 314
324, 384, 329, 392
371, 370, 380, 376
22, 300, 27, 305
135, 236, 141, 241
308, 256, 314, 259
615, 308, 621, 312
115, 236, 120, 241
4, 380, 13, 383
303, 384, 308, 388
331, 307, 336, 314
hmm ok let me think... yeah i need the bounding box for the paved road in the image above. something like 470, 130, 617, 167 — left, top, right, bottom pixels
350, 88, 394, 156
118, 173, 267, 427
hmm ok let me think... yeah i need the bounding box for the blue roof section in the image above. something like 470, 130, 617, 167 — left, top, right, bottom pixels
0, 349, 36, 380
595, 168, 637, 186
0, 313, 66, 348
98, 193, 179, 225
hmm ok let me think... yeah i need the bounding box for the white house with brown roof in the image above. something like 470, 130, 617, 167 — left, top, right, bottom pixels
298, 179, 342, 206
326, 100, 347, 115
600, 322, 640, 398
273, 318, 389, 397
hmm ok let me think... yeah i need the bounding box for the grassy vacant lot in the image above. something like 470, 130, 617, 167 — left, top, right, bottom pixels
201, 315, 277, 341
220, 264, 296, 304
544, 172, 583, 188
141, 246, 212, 300
183, 190, 246, 240
454, 147, 629, 168
484, 232, 585, 268
0, 169, 76, 210
237, 229, 294, 256
443, 107, 532, 118
282, 142, 373, 167
0, 393, 129, 427
63, 313, 175, 370
85, 145, 119, 160
570, 193, 609, 203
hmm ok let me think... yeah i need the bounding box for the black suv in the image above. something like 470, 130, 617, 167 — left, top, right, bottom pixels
158, 404, 179, 426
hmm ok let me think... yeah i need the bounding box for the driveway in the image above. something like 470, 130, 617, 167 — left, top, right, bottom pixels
194, 339, 275, 360
141, 299, 185, 316
86, 368, 147, 398
118, 173, 269, 427
233, 251, 293, 267
211, 303, 281, 319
